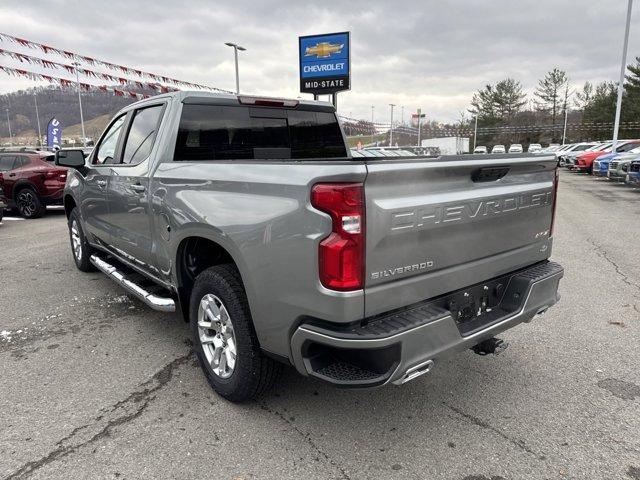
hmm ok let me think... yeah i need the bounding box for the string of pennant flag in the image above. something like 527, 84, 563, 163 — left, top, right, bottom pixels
0, 32, 230, 93
0, 48, 185, 92
0, 65, 161, 99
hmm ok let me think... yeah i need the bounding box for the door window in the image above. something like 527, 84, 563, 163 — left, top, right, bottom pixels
94, 115, 126, 165
0, 156, 16, 171
121, 105, 164, 165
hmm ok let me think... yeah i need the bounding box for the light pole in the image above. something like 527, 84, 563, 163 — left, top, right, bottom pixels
401, 105, 404, 125
473, 114, 478, 151
612, 0, 633, 153
562, 85, 572, 145
33, 90, 42, 148
72, 61, 87, 147
389, 104, 395, 147
225, 42, 246, 94
417, 108, 423, 147
371, 105, 374, 124
5, 108, 12, 146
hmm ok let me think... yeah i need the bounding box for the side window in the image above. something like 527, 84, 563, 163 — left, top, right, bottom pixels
121, 105, 164, 165
17, 156, 31, 168
94, 115, 126, 165
0, 156, 16, 171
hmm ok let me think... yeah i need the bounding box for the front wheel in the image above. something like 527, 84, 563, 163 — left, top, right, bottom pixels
190, 264, 281, 402
68, 208, 95, 272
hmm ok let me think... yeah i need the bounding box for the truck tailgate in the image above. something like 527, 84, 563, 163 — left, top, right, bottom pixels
364, 154, 557, 317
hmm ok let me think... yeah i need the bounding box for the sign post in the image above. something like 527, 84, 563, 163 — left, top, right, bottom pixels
299, 32, 350, 108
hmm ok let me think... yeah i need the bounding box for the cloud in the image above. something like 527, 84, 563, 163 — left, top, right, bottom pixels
1, 0, 639, 122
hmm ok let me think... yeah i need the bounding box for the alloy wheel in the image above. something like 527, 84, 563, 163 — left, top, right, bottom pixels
197, 294, 237, 379
71, 220, 82, 261
17, 190, 36, 217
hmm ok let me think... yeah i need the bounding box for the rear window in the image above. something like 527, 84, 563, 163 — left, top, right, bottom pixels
174, 104, 347, 161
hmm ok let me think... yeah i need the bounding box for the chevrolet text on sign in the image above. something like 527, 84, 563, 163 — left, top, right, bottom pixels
299, 31, 350, 95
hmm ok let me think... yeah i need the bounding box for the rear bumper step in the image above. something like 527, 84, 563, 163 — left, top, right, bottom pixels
290, 261, 563, 388
90, 254, 175, 312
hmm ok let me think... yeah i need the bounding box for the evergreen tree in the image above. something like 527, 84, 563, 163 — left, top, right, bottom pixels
582, 82, 617, 124
534, 68, 568, 128
493, 78, 527, 120
575, 81, 593, 110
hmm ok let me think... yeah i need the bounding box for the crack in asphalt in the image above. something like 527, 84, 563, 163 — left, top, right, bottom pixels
443, 403, 545, 460
587, 238, 640, 293
3, 352, 192, 480
259, 402, 351, 480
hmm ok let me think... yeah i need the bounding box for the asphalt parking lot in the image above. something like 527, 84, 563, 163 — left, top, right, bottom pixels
0, 170, 639, 480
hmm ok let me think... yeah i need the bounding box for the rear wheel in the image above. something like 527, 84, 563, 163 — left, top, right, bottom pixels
190, 264, 281, 402
15, 187, 46, 219
68, 208, 95, 272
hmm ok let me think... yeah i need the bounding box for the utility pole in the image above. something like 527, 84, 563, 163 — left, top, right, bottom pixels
33, 90, 42, 148
389, 104, 395, 147
562, 85, 570, 145
612, 0, 633, 153
417, 108, 422, 147
5, 108, 12, 146
473, 114, 478, 150
371, 105, 374, 124
225, 42, 246, 94
401, 105, 404, 125
72, 61, 87, 147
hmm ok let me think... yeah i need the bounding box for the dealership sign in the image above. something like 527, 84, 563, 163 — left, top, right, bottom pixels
299, 32, 350, 95
47, 117, 62, 149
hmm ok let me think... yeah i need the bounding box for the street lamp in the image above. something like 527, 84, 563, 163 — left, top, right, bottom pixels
33, 90, 42, 148
612, 0, 633, 153
5, 107, 12, 147
72, 61, 87, 147
225, 42, 246, 94
389, 104, 396, 147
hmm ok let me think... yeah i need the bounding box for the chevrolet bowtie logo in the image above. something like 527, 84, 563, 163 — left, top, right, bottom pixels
304, 42, 344, 58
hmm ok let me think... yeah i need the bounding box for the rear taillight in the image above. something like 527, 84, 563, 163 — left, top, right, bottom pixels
550, 167, 559, 236
311, 183, 365, 291
45, 169, 67, 179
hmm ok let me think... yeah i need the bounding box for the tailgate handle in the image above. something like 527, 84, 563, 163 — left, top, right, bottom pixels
472, 167, 510, 182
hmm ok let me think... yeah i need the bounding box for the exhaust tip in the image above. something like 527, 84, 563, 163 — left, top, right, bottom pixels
394, 359, 434, 385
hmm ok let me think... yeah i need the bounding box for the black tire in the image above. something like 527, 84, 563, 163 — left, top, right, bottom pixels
15, 187, 46, 219
68, 208, 96, 272
190, 264, 281, 402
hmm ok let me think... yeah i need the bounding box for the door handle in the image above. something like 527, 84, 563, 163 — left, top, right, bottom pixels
130, 184, 146, 193
8, 173, 15, 177
96, 179, 107, 187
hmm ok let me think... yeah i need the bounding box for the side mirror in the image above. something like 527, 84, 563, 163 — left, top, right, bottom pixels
55, 149, 86, 169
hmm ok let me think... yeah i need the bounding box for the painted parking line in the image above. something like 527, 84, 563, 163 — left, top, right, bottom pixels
1, 217, 25, 221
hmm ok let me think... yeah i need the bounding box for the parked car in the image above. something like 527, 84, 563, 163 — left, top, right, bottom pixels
0, 151, 67, 218
508, 144, 523, 153
559, 143, 600, 167
473, 146, 488, 154
491, 144, 506, 153
608, 155, 639, 181
575, 141, 640, 174
593, 147, 640, 177
57, 91, 564, 402
0, 183, 6, 223
627, 160, 640, 185
528, 143, 542, 153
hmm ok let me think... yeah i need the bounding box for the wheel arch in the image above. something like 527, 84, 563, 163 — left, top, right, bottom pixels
12, 180, 39, 199
63, 194, 77, 219
174, 235, 249, 324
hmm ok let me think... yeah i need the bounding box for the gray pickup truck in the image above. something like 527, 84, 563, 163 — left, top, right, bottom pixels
56, 91, 563, 402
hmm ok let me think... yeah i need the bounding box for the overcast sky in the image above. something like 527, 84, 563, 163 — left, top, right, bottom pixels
1, 0, 639, 123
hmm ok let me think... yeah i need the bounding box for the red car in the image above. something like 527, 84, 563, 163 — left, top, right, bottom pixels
575, 140, 640, 174
0, 151, 68, 218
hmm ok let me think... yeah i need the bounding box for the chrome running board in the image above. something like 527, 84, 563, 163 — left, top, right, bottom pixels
90, 254, 175, 312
